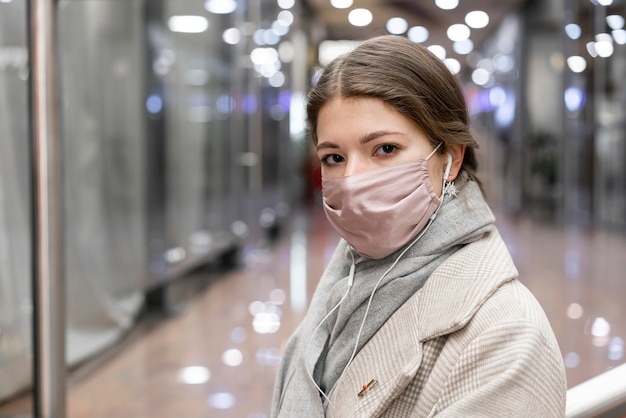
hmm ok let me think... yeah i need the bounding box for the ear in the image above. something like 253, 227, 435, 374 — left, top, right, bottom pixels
445, 143, 465, 182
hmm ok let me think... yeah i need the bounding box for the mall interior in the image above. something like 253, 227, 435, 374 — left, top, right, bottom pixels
0, 0, 625, 416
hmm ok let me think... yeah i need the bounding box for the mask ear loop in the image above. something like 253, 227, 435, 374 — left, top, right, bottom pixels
305, 248, 356, 405
426, 142, 442, 160
429, 152, 453, 221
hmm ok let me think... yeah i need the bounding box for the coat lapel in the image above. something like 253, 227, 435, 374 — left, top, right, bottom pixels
416, 227, 518, 341
327, 291, 423, 418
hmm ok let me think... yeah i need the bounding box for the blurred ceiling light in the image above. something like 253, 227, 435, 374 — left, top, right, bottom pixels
223, 28, 241, 45
613, 29, 626, 44
435, 0, 459, 10
269, 71, 286, 88
253, 29, 266, 45
331, 0, 353, 9
608, 337, 624, 361
595, 33, 614, 57
168, 16, 209, 33
427, 45, 446, 60
445, 58, 461, 74
407, 26, 429, 43
565, 23, 582, 40
263, 29, 281, 45
207, 392, 236, 409
453, 39, 474, 54
564, 87, 585, 112
250, 47, 279, 66
591, 317, 611, 338
597, 0, 614, 5
471, 68, 490, 86
252, 312, 281, 334
564, 352, 580, 368
348, 8, 373, 27
178, 366, 210, 384
465, 11, 489, 29
248, 300, 265, 316
278, 10, 295, 26
493, 53, 514, 72
567, 55, 587, 73
447, 23, 470, 41
586, 41, 598, 57
566, 302, 584, 319
477, 58, 495, 73
205, 0, 236, 14
386, 17, 408, 35
146, 94, 163, 114
272, 20, 289, 36
270, 288, 287, 305
606, 14, 625, 30
278, 0, 295, 9
222, 349, 243, 367
489, 85, 506, 107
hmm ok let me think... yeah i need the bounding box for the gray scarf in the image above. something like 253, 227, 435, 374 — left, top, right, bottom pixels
271, 175, 495, 417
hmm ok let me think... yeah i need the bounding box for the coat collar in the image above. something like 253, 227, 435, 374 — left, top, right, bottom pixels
327, 227, 518, 416
415, 226, 518, 341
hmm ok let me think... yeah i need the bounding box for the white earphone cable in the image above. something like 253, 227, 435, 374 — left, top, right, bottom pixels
305, 249, 355, 404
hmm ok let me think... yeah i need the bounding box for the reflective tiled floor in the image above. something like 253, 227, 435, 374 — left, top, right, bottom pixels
1, 202, 625, 417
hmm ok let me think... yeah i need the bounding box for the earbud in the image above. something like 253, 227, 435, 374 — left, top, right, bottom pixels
443, 153, 452, 181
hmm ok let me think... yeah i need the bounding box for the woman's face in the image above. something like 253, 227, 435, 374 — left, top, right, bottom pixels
316, 96, 446, 195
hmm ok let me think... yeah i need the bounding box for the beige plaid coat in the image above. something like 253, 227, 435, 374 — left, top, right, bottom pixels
325, 229, 567, 417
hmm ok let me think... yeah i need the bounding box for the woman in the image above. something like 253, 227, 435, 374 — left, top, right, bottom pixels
271, 35, 566, 417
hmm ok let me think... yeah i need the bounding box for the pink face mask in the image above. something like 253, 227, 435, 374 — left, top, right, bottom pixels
322, 146, 443, 259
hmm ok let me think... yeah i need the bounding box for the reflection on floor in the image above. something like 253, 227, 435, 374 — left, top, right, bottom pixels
1, 204, 625, 417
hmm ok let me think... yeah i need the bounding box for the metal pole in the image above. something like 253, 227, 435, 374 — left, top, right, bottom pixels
28, 0, 66, 417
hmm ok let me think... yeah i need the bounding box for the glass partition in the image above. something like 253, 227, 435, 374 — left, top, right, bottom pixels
57, 0, 148, 365
0, 0, 33, 411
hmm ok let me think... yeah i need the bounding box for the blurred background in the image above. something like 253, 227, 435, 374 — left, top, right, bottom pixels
0, 0, 625, 416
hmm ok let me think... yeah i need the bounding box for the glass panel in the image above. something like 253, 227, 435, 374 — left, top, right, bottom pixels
57, 0, 147, 366
591, 2, 626, 226
150, 0, 242, 279
0, 0, 33, 412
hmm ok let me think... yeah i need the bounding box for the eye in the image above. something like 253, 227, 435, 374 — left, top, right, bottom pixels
321, 154, 344, 166
374, 144, 398, 156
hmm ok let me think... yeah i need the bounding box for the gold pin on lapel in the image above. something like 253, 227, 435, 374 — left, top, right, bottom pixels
357, 379, 377, 397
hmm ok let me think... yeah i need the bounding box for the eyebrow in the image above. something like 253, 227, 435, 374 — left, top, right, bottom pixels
316, 130, 400, 151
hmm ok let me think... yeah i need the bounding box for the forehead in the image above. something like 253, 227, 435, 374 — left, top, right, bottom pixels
316, 97, 431, 150
316, 97, 425, 143
319, 97, 403, 126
